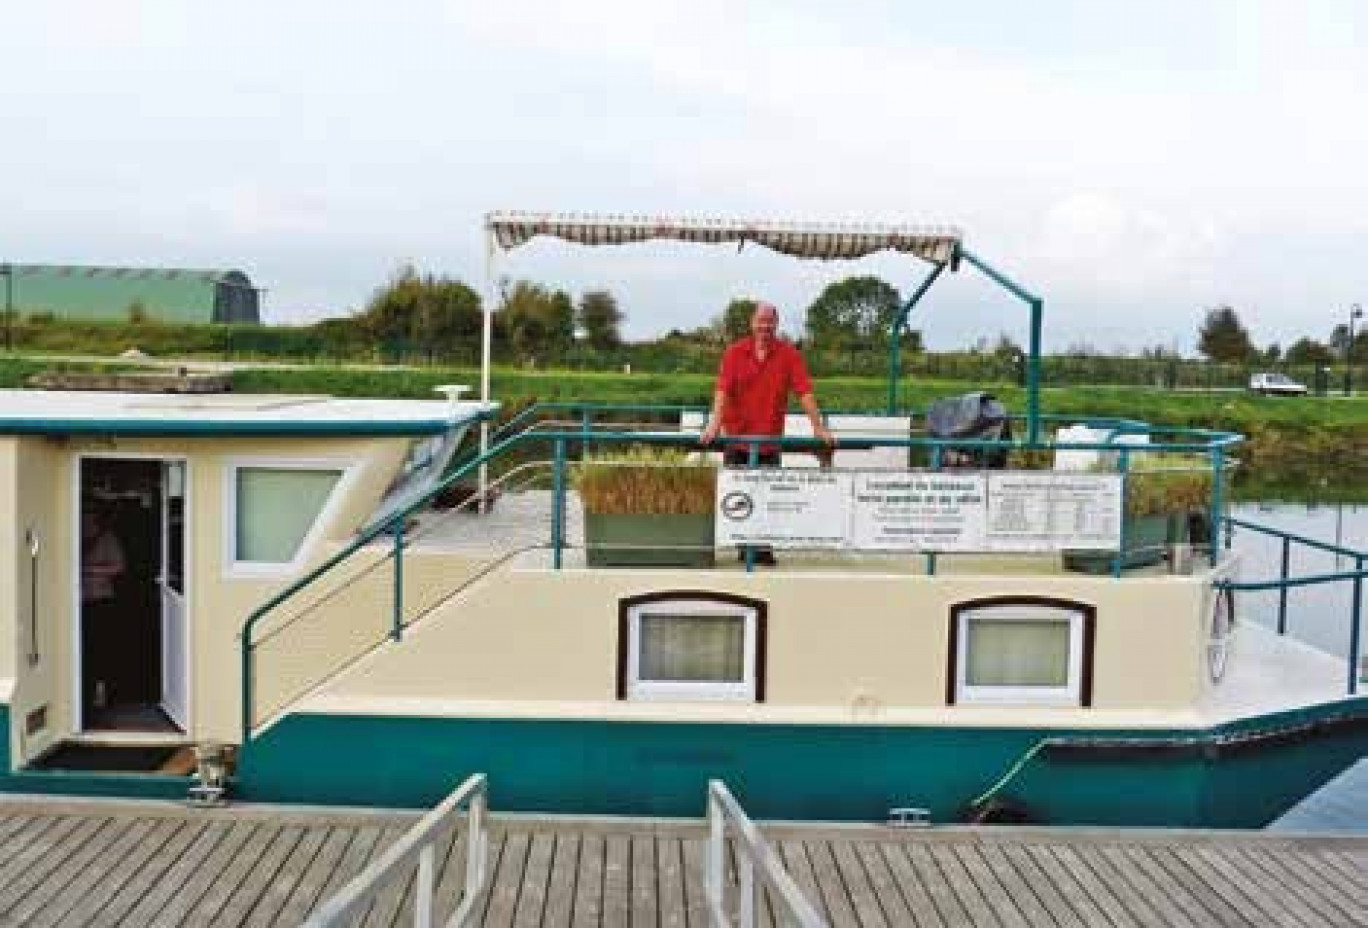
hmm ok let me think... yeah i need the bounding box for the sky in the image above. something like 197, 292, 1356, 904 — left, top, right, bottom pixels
1, 0, 1366, 352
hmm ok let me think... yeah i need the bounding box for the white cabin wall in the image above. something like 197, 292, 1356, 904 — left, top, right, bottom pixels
2, 432, 418, 749
4, 437, 71, 766
179, 435, 412, 742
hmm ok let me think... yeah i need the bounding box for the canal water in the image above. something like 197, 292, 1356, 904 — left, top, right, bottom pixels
1230, 501, 1368, 660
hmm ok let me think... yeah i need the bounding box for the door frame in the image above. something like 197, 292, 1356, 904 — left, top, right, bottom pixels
71, 452, 192, 734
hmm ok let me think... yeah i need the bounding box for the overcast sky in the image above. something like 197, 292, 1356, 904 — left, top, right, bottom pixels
2, 1, 1365, 352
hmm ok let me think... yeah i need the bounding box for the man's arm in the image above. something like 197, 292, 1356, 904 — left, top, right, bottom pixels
799, 392, 836, 447
699, 389, 727, 446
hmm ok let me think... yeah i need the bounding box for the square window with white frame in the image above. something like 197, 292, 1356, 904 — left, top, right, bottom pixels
951, 599, 1094, 706
227, 460, 349, 573
620, 595, 764, 702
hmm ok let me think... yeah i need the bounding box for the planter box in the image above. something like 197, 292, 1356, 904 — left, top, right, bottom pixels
1063, 513, 1181, 574
585, 513, 716, 568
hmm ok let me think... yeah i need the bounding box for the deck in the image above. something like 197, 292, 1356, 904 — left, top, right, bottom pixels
1, 796, 1366, 926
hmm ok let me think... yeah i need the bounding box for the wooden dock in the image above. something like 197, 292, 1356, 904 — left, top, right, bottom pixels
1, 796, 1366, 926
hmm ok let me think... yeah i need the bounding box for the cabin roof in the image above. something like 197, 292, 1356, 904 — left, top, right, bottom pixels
0, 390, 495, 436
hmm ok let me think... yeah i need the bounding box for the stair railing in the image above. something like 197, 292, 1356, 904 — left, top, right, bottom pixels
303, 773, 488, 928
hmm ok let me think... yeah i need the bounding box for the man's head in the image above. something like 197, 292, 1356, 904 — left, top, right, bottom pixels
750, 301, 779, 346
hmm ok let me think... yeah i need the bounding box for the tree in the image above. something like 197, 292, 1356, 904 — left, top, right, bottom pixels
804, 276, 902, 349
579, 290, 623, 350
719, 298, 757, 341
1196, 306, 1256, 362
498, 281, 574, 359
1285, 337, 1336, 366
991, 333, 1022, 362
359, 265, 482, 357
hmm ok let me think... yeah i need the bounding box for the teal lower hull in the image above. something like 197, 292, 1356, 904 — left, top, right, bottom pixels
235, 699, 1368, 827
4, 700, 1366, 826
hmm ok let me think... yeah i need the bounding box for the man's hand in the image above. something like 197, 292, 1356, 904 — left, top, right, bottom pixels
699, 421, 721, 447
814, 423, 837, 447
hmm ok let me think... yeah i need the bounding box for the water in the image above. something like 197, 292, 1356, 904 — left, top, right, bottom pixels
1230, 501, 1368, 659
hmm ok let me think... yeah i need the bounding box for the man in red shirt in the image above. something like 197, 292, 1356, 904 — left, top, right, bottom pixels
699, 301, 836, 563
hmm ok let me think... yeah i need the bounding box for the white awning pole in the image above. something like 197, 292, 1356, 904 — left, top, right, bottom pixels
480, 227, 496, 512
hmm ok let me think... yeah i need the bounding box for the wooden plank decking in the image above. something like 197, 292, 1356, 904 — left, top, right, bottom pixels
1, 797, 1366, 926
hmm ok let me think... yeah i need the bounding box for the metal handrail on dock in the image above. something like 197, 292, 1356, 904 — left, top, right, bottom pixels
706, 780, 828, 928
303, 773, 489, 928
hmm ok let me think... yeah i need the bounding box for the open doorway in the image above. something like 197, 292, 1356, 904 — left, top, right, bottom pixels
78, 457, 187, 734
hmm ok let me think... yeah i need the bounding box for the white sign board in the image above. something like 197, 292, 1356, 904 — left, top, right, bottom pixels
715, 470, 849, 548
985, 473, 1122, 551
714, 468, 1124, 553
849, 473, 988, 551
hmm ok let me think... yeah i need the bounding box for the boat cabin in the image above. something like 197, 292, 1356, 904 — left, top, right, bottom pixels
0, 388, 492, 775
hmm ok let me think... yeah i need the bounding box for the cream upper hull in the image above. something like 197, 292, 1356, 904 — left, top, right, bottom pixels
305, 559, 1245, 729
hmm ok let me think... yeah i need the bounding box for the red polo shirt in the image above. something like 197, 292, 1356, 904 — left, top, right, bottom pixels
717, 336, 813, 447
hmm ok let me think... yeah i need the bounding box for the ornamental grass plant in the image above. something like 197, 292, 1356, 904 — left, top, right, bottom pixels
1120, 452, 1216, 517
574, 446, 717, 515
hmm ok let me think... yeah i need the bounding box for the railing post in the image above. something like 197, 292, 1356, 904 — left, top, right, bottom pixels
415, 844, 435, 928
241, 637, 253, 741
466, 789, 487, 906
392, 522, 404, 642
706, 784, 724, 918
1351, 556, 1363, 696
1113, 448, 1130, 579
1277, 536, 1291, 635
552, 438, 567, 570
1210, 446, 1226, 559
927, 445, 941, 576
739, 850, 756, 928
745, 442, 760, 572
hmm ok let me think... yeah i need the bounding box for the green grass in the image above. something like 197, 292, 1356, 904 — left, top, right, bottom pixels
4, 355, 1364, 498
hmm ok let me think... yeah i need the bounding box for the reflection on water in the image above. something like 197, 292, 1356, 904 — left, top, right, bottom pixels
1231, 501, 1368, 659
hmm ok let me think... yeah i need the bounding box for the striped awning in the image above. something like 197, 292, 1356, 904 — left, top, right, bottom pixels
487, 211, 961, 263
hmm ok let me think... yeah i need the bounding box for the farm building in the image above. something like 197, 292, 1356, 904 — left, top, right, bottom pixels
0, 264, 260, 324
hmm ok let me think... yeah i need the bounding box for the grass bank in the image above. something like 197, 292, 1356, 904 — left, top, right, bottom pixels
3, 357, 1362, 497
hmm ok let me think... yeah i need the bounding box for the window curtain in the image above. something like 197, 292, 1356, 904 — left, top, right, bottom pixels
966, 619, 1069, 687
236, 468, 341, 562
640, 614, 744, 682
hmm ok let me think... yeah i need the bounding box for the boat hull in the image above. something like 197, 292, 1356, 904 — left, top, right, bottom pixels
231, 699, 1368, 827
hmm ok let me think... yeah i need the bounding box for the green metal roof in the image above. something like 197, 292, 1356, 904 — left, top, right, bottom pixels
0, 263, 259, 324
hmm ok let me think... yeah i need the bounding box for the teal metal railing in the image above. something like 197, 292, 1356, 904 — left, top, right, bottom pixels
1218, 516, 1368, 695
239, 402, 1243, 740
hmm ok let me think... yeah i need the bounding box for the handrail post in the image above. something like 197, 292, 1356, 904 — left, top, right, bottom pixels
1210, 446, 1226, 562
927, 445, 941, 577
241, 635, 253, 738
1112, 448, 1131, 579
466, 787, 487, 896
392, 522, 404, 642
552, 438, 567, 570
706, 786, 724, 918
1351, 556, 1364, 696
415, 844, 435, 928
744, 441, 761, 573
1277, 537, 1291, 635
739, 851, 756, 928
